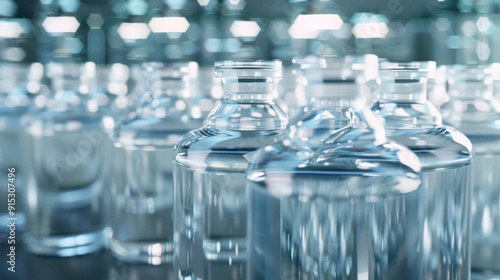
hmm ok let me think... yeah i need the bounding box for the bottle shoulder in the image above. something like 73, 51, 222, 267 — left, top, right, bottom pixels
175, 126, 287, 153
371, 100, 442, 128
113, 113, 201, 147
174, 126, 287, 171
248, 136, 422, 200
205, 99, 288, 131
385, 125, 473, 168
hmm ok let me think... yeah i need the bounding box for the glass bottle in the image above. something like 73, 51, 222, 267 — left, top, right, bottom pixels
23, 62, 108, 256
441, 65, 500, 274
110, 62, 201, 266
0, 63, 44, 235
173, 61, 288, 280
247, 57, 422, 279
372, 62, 473, 279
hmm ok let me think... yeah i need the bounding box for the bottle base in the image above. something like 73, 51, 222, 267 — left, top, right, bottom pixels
109, 238, 174, 265
22, 229, 106, 257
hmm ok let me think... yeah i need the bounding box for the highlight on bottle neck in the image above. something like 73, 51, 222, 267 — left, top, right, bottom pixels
447, 64, 493, 100
293, 55, 378, 109
378, 61, 436, 102
215, 60, 282, 102
143, 61, 198, 98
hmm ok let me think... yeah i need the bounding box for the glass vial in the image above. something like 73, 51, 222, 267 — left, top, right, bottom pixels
442, 65, 500, 274
23, 62, 108, 256
0, 63, 44, 235
372, 62, 473, 279
110, 62, 201, 266
247, 56, 422, 279
174, 61, 288, 280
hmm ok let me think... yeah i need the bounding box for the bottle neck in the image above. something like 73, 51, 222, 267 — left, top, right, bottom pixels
221, 77, 276, 103
306, 83, 362, 109
206, 79, 286, 131
379, 81, 427, 102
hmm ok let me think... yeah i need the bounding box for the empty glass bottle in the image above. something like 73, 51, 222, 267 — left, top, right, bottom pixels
23, 62, 108, 256
441, 65, 500, 274
110, 62, 201, 266
247, 57, 422, 279
173, 61, 288, 280
372, 62, 473, 279
0, 63, 44, 235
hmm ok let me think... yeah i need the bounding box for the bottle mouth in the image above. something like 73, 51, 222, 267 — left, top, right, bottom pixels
293, 55, 379, 82
214, 60, 283, 79
379, 61, 436, 83
142, 61, 198, 79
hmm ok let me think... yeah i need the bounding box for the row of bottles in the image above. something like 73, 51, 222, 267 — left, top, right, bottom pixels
0, 57, 499, 279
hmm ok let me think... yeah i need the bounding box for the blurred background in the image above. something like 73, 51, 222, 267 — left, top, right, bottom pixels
2, 0, 500, 66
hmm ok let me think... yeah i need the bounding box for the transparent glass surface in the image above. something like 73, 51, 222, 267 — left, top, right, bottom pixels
23, 62, 108, 257
247, 57, 423, 280
174, 61, 288, 280
0, 63, 44, 235
288, 55, 378, 148
442, 65, 500, 273
372, 62, 473, 279
110, 62, 202, 265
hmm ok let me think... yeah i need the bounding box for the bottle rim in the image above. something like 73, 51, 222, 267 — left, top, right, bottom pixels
379, 61, 436, 80
292, 55, 379, 81
214, 60, 283, 78
141, 61, 198, 79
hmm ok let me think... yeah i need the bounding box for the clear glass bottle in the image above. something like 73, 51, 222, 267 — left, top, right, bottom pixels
372, 62, 473, 279
247, 58, 422, 280
441, 65, 500, 274
0, 63, 44, 235
23, 62, 108, 256
173, 61, 288, 280
110, 62, 201, 266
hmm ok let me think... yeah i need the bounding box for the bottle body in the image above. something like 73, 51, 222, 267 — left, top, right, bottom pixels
247, 124, 422, 280
110, 62, 201, 265
175, 129, 285, 280
0, 63, 43, 234
468, 134, 500, 272
382, 128, 472, 279
24, 111, 108, 256
442, 65, 500, 273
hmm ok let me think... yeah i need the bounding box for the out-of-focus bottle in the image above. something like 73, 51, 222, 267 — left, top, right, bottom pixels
0, 63, 44, 235
441, 64, 500, 274
247, 56, 422, 280
372, 62, 473, 279
110, 62, 201, 267
90, 63, 131, 133
173, 61, 288, 280
23, 62, 108, 256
